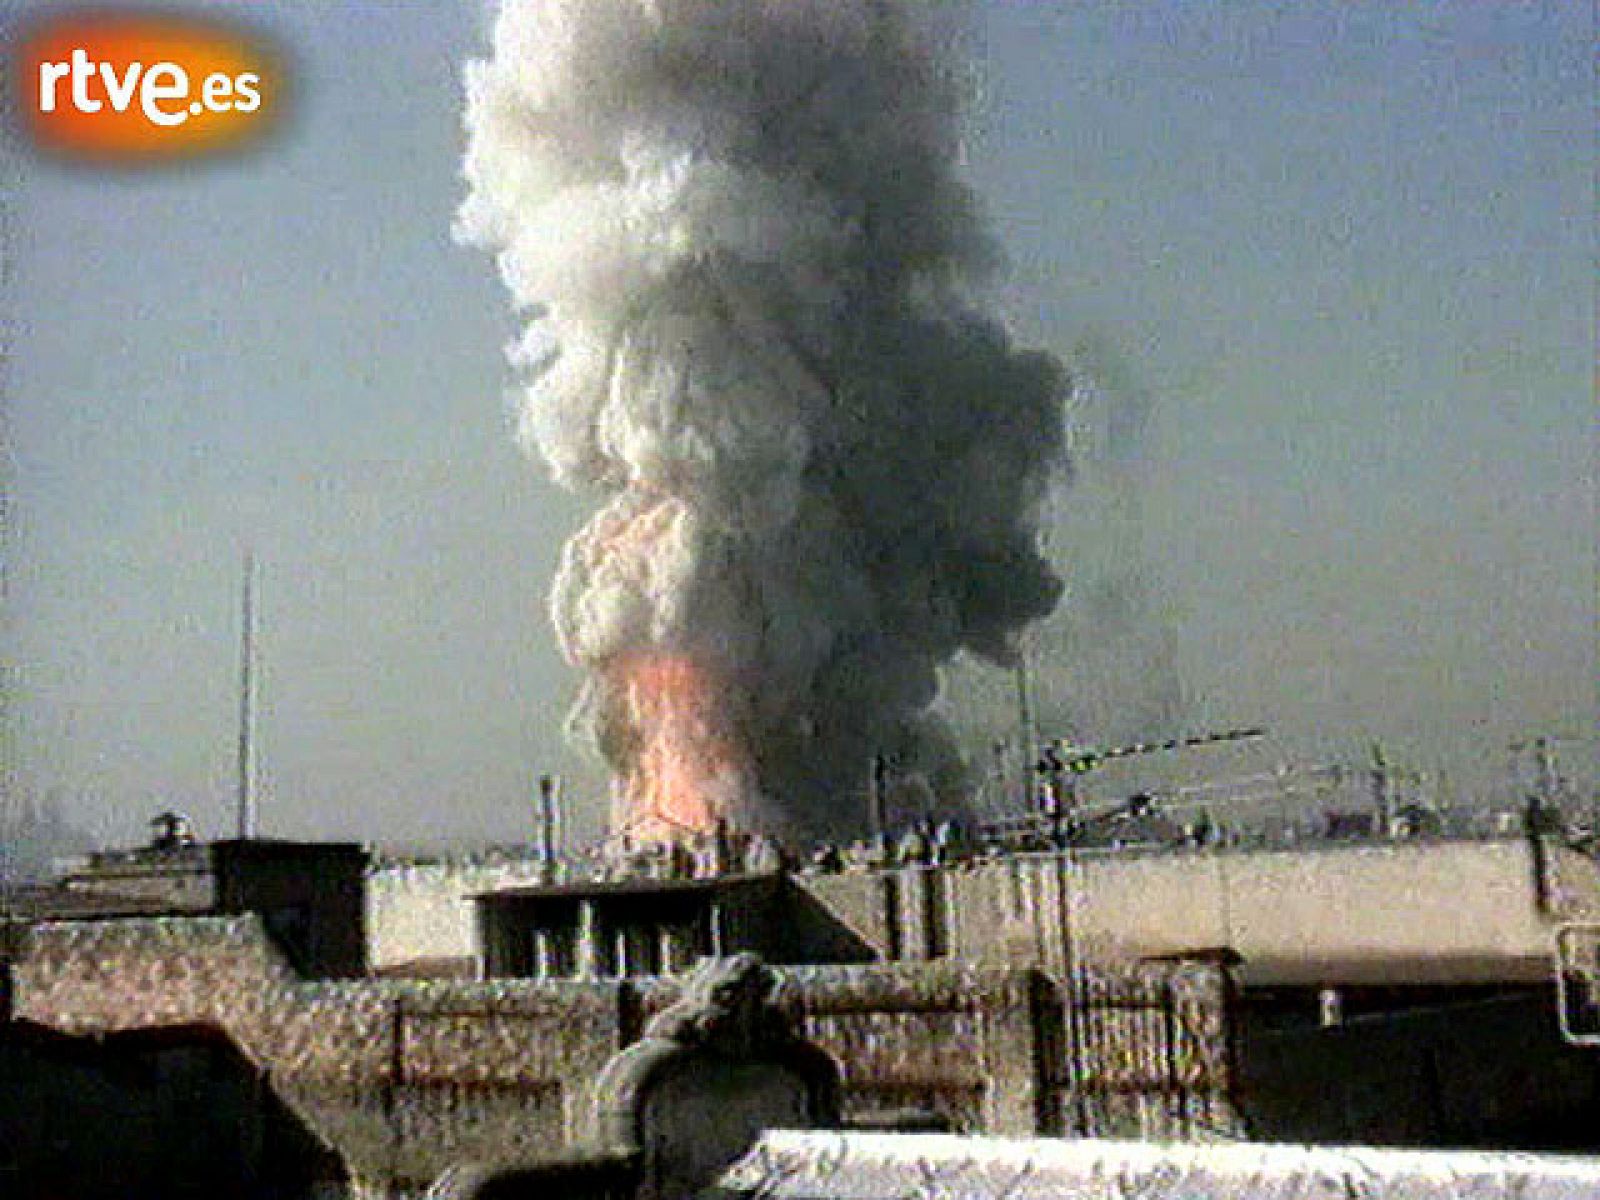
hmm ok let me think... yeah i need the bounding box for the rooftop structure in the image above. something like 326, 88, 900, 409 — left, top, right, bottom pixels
4, 829, 368, 978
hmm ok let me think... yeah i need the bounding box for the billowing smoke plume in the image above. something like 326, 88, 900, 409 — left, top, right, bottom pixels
458, 0, 1067, 842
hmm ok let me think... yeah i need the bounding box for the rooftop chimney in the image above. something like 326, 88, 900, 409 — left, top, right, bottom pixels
537, 775, 562, 866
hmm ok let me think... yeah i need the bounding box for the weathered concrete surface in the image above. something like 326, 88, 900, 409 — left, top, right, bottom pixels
767, 964, 1046, 1135
715, 1132, 1600, 1199
369, 858, 554, 973
648, 958, 1233, 1141
797, 836, 1600, 985
371, 836, 1598, 985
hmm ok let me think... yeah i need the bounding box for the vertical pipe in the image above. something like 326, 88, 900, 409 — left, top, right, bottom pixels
537, 775, 558, 865
577, 899, 598, 978
709, 902, 725, 956
880, 873, 902, 962
1318, 987, 1344, 1028
552, 777, 564, 863
658, 927, 676, 976
1534, 737, 1558, 803
869, 754, 888, 838
236, 551, 258, 841
613, 928, 629, 979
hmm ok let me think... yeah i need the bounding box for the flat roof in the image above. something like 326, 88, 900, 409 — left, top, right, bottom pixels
0, 884, 207, 921
74, 838, 366, 880
474, 872, 780, 904
1235, 953, 1552, 987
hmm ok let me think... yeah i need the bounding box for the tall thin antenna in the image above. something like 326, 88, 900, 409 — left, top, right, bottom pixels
236, 551, 258, 840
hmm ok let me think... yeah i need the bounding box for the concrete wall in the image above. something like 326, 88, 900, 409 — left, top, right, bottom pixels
1064, 959, 1237, 1140
783, 961, 1229, 1141
369, 837, 1593, 986
368, 858, 553, 973
773, 964, 1045, 1135
798, 837, 1590, 985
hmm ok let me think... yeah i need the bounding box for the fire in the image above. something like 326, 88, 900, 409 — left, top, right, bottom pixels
611, 653, 749, 842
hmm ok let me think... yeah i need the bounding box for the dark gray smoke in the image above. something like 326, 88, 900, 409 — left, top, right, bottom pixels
457, 0, 1067, 841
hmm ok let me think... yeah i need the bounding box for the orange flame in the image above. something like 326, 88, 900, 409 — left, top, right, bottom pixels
611, 653, 749, 842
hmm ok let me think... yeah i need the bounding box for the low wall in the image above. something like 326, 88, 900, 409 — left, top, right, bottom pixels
12, 917, 628, 1193
646, 959, 1234, 1141
11, 916, 1236, 1194
715, 1132, 1600, 1199
1064, 958, 1236, 1139
776, 964, 1044, 1135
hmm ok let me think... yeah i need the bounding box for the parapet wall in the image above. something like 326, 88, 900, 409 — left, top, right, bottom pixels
718, 1131, 1600, 1199
369, 837, 1589, 986
797, 837, 1585, 985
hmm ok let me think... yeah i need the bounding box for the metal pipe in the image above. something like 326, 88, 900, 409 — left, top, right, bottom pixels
537, 775, 561, 865
869, 754, 889, 838
576, 900, 598, 979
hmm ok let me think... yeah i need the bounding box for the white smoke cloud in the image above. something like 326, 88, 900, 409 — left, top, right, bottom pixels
458, 0, 1068, 840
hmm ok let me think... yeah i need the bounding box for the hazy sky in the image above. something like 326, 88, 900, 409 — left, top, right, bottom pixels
5, 1, 1593, 851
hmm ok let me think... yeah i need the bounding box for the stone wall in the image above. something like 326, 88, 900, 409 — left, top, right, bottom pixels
641, 959, 1234, 1142
12, 917, 628, 1194
1064, 959, 1237, 1140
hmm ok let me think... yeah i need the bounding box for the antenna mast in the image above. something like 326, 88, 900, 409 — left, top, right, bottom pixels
236, 551, 259, 840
